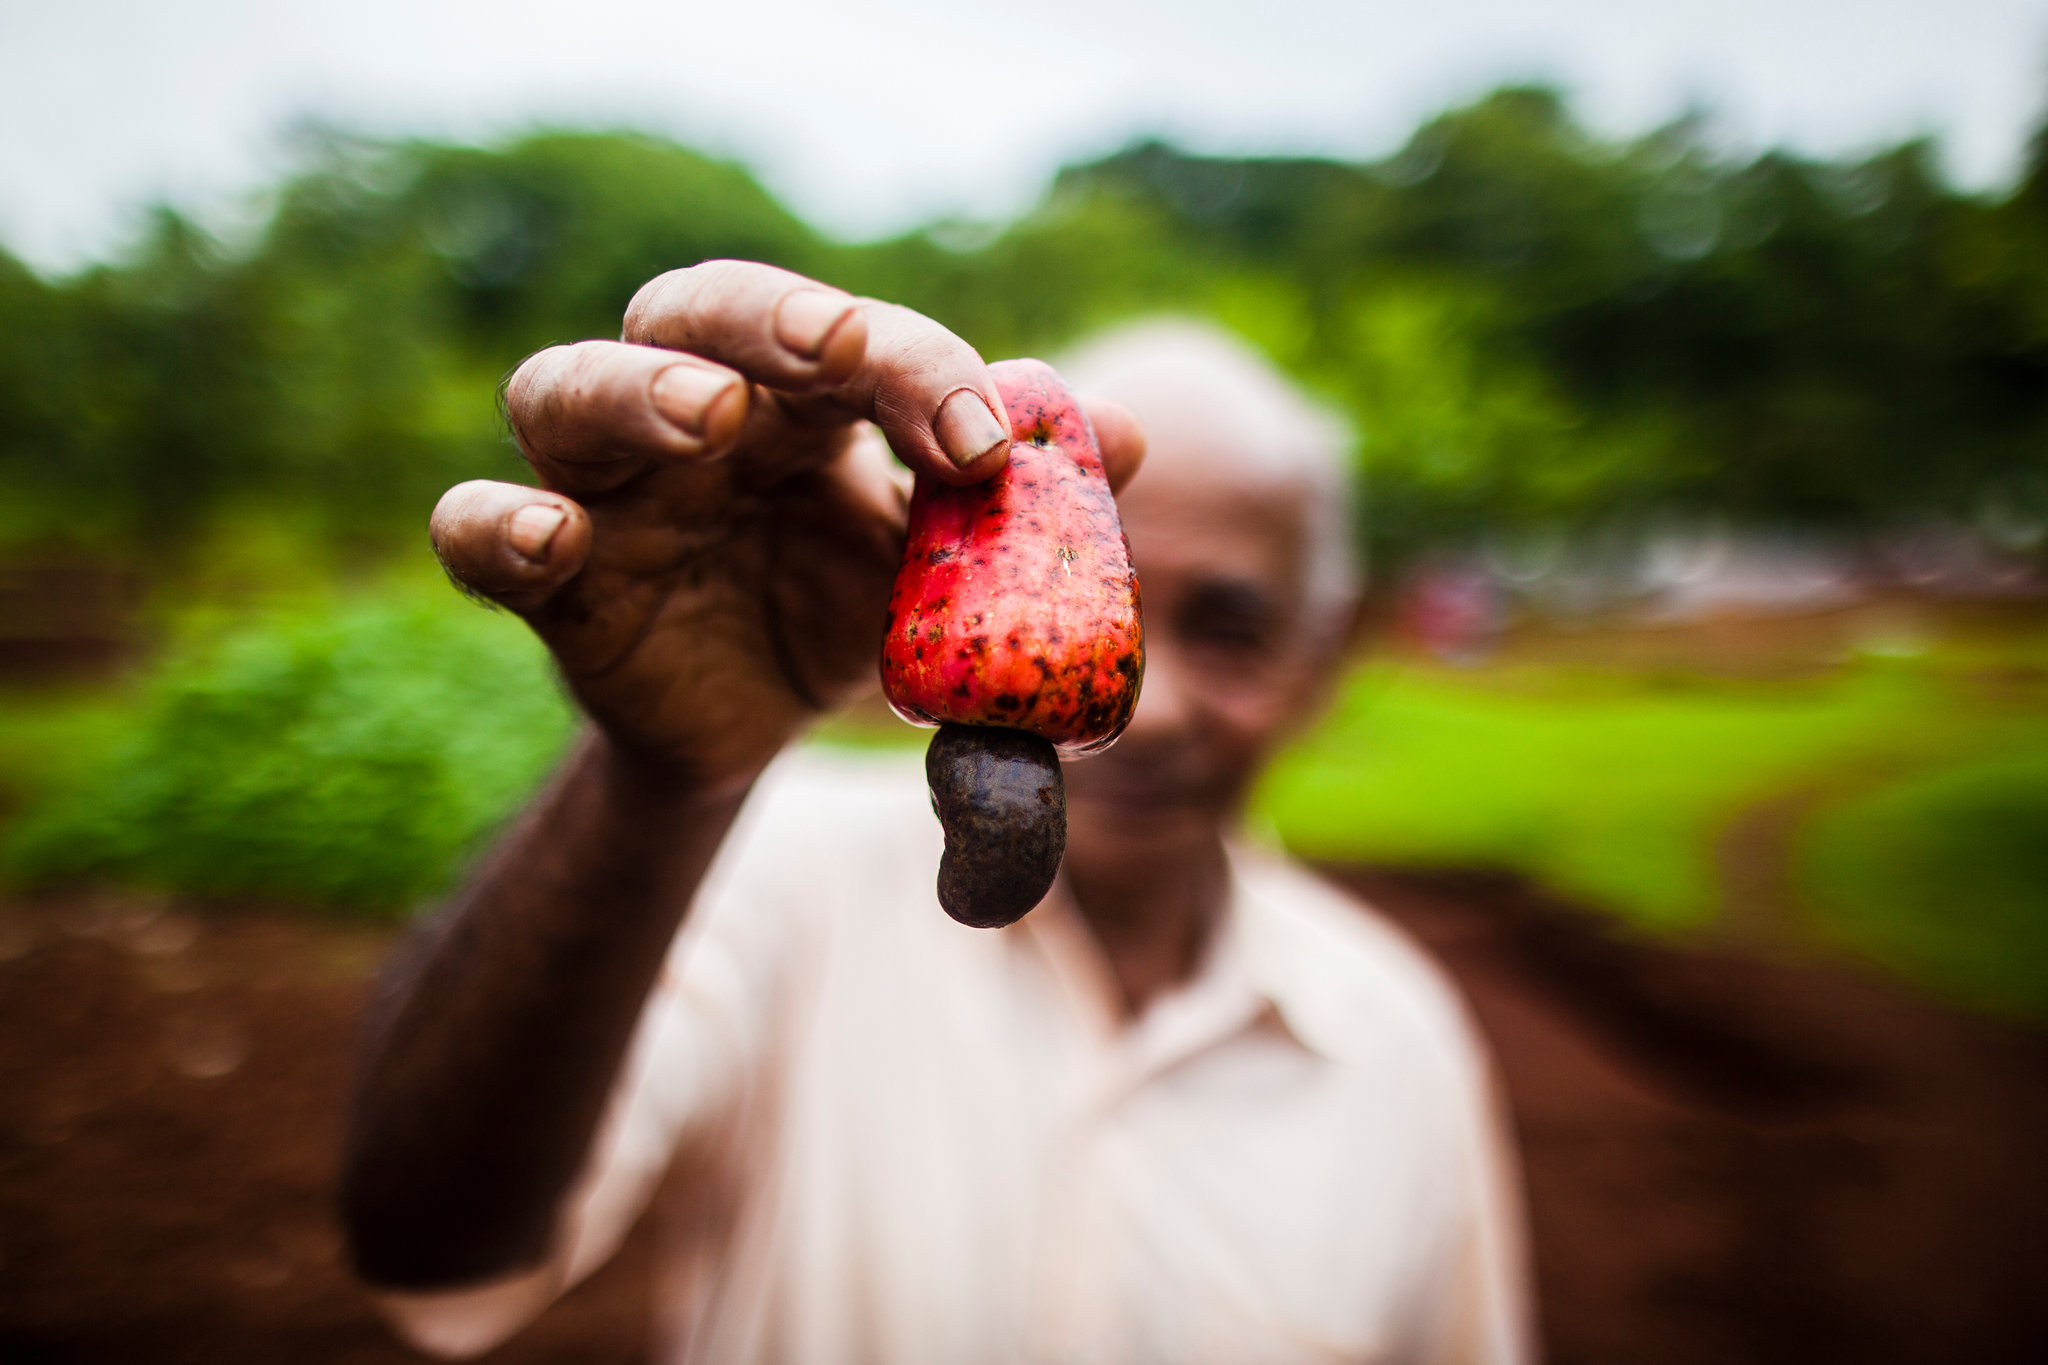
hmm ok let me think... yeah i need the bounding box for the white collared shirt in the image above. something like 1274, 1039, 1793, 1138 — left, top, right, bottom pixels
379, 748, 1535, 1364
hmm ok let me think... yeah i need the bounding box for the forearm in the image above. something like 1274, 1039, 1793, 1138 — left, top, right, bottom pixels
341, 727, 750, 1289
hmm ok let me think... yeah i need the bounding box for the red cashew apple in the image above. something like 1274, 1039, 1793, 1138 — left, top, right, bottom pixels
881, 359, 1145, 927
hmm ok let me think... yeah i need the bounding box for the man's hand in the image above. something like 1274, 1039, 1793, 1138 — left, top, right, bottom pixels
428, 260, 1144, 789
346, 265, 1142, 1294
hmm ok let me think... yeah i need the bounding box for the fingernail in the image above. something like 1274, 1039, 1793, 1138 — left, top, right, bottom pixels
773, 290, 856, 360
509, 504, 566, 561
651, 365, 741, 438
934, 389, 1010, 469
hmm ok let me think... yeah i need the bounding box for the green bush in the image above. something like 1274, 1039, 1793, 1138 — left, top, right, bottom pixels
2, 590, 573, 916
1799, 750, 2048, 1018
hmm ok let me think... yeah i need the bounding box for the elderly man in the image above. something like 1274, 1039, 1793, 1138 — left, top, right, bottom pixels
342, 261, 1533, 1364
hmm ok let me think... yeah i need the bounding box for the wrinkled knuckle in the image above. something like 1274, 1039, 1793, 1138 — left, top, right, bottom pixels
692, 258, 750, 286
560, 340, 612, 397
508, 347, 587, 450
431, 480, 486, 527
872, 386, 930, 440
503, 352, 550, 423
427, 505, 459, 551
906, 336, 975, 399
623, 268, 693, 342
685, 258, 758, 304
867, 314, 947, 376
520, 342, 612, 447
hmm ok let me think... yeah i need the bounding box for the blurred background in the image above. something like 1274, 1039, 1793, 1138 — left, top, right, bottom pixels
2, 2, 2045, 1362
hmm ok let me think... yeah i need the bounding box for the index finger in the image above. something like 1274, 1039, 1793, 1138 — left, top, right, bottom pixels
624, 260, 870, 394
624, 261, 1012, 486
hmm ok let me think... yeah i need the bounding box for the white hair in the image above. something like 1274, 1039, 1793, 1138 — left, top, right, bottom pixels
1058, 318, 1361, 635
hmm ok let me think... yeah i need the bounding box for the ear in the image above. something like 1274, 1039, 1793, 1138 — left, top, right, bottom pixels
1281, 587, 1369, 740
1338, 584, 1379, 656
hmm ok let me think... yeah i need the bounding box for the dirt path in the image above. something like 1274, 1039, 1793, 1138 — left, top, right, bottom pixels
2, 880, 2044, 1364
1336, 867, 2048, 1365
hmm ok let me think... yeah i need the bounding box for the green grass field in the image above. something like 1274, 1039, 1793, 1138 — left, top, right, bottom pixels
2, 585, 2043, 1016
1258, 662, 1892, 926
1256, 629, 2048, 1017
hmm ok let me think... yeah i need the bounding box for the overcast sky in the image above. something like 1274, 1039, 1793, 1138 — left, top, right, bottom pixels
2, 0, 2044, 272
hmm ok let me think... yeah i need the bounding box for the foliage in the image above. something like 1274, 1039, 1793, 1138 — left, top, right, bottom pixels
0, 134, 827, 552
5, 87, 2048, 565
1, 587, 573, 915
1799, 748, 2048, 1018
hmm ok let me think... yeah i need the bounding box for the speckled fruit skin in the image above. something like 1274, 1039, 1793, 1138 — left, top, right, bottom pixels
881, 359, 1144, 755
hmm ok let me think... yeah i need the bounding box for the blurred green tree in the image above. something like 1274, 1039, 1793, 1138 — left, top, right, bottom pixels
4, 87, 2047, 568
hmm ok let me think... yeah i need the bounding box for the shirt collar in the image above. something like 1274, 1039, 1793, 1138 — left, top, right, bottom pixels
1011, 845, 1342, 1079
1225, 839, 1383, 1068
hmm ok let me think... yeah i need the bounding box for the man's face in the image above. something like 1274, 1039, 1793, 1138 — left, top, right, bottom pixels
1061, 456, 1341, 864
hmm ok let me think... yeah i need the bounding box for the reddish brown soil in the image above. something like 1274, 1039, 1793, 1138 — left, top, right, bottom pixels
0, 899, 652, 1365
1334, 868, 2048, 1365
1, 877, 2043, 1364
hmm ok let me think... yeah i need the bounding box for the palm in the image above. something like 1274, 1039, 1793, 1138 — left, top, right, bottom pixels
532, 432, 906, 778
